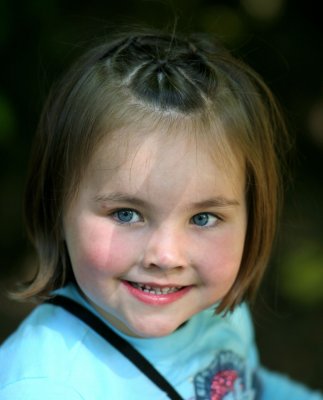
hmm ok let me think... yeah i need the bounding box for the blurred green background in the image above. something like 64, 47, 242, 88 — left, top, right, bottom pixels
0, 0, 322, 391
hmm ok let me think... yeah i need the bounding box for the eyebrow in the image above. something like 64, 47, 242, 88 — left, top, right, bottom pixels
190, 198, 240, 208
94, 192, 240, 209
95, 193, 148, 208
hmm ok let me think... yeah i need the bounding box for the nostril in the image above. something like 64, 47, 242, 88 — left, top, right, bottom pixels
144, 257, 185, 271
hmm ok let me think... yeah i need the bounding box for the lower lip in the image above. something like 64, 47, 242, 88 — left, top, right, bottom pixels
122, 281, 192, 306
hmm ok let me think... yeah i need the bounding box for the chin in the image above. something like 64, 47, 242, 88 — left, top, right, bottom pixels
127, 319, 181, 338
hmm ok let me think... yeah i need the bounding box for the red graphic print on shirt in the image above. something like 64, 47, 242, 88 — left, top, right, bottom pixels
211, 370, 239, 399
193, 350, 261, 400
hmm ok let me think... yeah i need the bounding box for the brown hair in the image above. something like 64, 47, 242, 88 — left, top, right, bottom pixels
17, 28, 288, 313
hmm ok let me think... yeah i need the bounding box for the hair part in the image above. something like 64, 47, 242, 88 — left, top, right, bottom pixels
14, 28, 289, 313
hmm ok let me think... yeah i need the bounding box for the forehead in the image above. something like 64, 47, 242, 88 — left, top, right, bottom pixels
86, 122, 246, 197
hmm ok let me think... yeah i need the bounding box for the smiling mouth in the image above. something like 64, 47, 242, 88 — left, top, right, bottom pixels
127, 281, 183, 295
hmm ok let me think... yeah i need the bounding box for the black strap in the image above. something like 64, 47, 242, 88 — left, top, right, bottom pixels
46, 295, 183, 400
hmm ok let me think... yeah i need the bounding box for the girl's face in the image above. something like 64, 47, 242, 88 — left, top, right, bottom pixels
63, 128, 247, 338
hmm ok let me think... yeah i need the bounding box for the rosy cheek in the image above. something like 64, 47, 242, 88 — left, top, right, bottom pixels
72, 218, 138, 276
197, 231, 243, 283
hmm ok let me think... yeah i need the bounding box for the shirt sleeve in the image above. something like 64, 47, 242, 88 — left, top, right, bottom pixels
258, 366, 323, 400
0, 379, 85, 400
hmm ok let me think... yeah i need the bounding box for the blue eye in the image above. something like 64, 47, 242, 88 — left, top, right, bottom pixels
113, 209, 141, 224
191, 213, 218, 227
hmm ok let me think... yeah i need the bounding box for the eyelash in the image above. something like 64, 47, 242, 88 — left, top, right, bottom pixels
110, 208, 221, 228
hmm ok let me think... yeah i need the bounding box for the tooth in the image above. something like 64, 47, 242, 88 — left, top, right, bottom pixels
130, 282, 183, 294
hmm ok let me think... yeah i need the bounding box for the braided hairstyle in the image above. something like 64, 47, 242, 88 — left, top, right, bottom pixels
21, 29, 288, 312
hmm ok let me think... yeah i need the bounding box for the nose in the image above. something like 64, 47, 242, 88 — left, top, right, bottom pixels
142, 225, 187, 270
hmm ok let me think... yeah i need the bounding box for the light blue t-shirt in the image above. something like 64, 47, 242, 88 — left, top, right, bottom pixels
0, 284, 322, 399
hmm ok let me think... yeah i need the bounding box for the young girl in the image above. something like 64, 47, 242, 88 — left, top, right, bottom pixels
0, 29, 322, 400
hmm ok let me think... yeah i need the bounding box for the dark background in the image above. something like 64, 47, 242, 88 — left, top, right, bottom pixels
1, 0, 322, 391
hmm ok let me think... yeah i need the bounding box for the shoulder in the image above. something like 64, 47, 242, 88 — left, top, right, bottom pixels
0, 300, 90, 385
0, 285, 127, 399
0, 286, 96, 395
